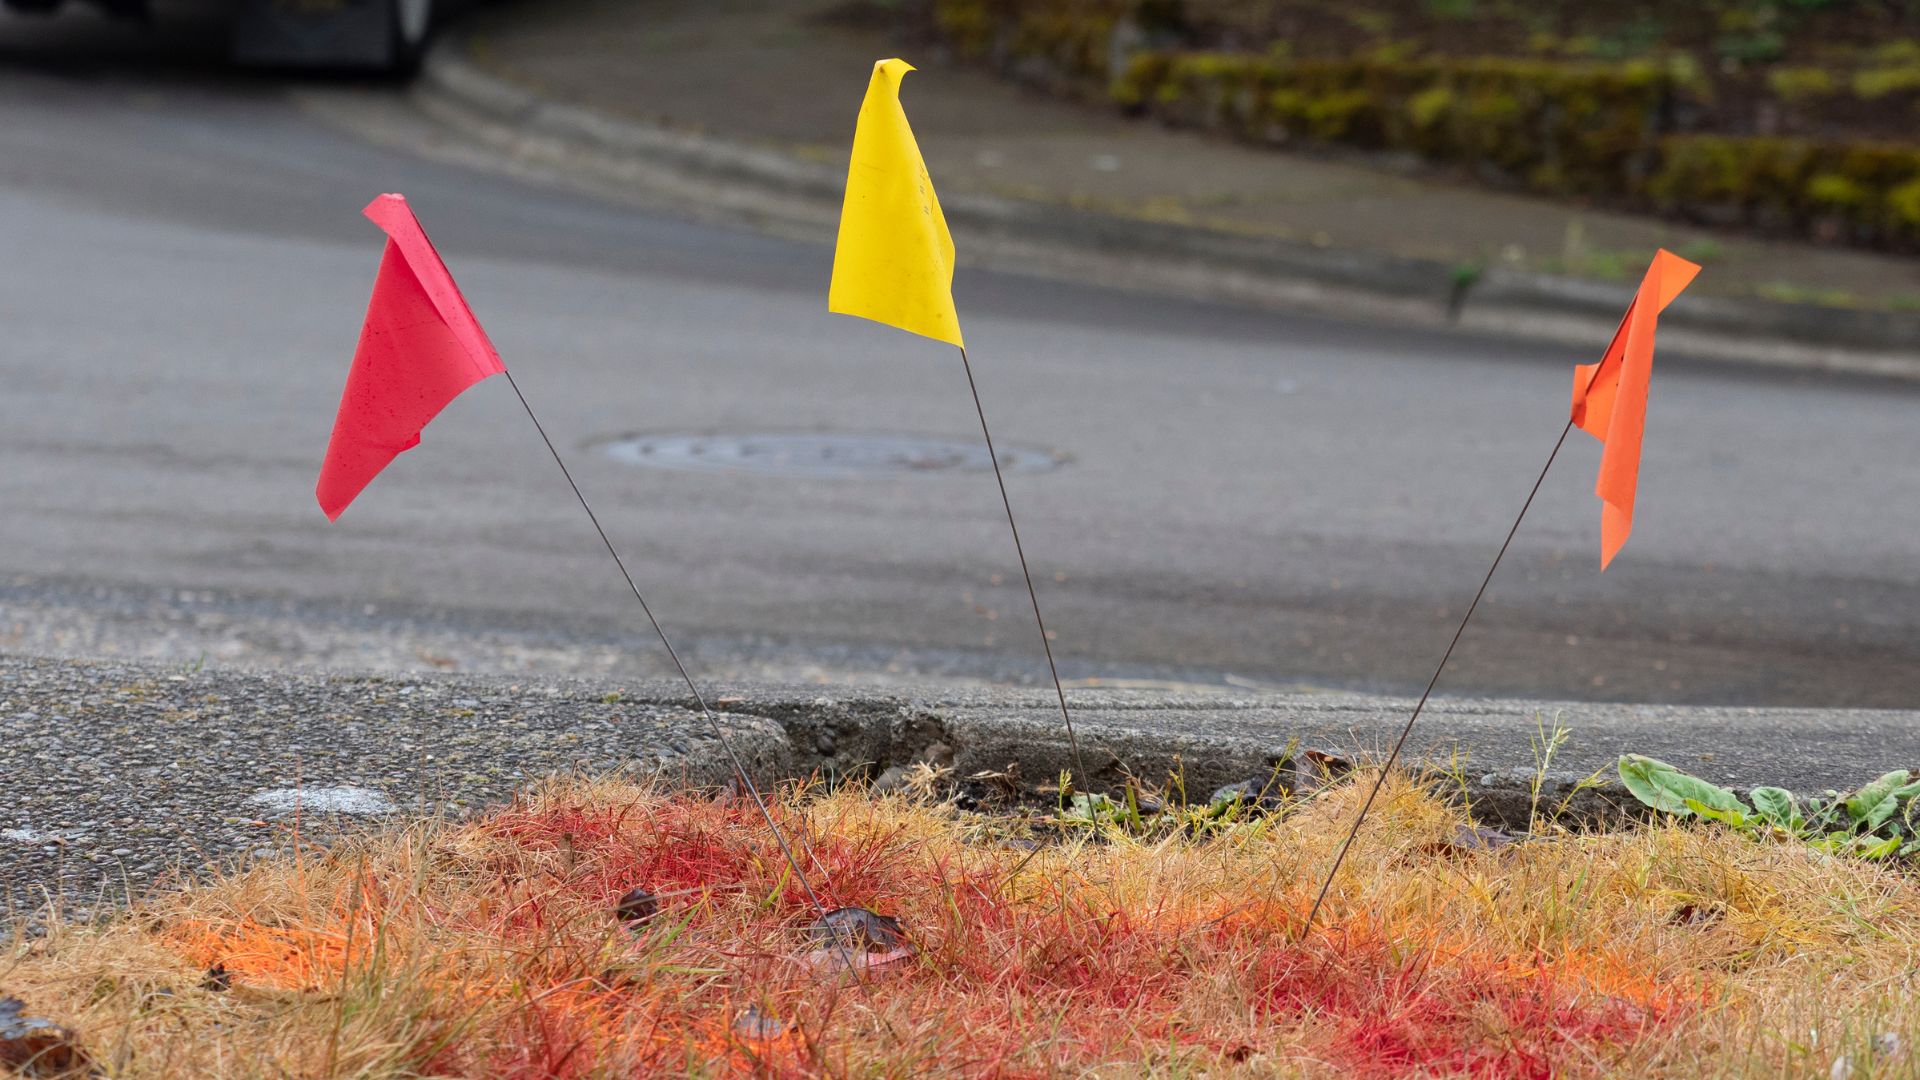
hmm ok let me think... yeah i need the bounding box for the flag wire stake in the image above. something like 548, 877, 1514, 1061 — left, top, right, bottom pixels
1301, 416, 1578, 939
957, 346, 1091, 789
500, 369, 895, 1037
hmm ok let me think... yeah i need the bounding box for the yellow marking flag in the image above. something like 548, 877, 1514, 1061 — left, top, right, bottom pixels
829, 58, 963, 348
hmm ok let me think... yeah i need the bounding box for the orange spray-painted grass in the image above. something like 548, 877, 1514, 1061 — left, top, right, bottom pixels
8, 771, 1920, 1078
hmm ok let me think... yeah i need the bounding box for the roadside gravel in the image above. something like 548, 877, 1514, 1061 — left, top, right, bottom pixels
0, 655, 785, 914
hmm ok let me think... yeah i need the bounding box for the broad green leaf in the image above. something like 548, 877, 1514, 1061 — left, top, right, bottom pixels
1845, 770, 1911, 831
1062, 793, 1118, 824
1749, 786, 1800, 831
1685, 798, 1749, 829
1895, 781, 1920, 829
1804, 796, 1844, 833
1814, 830, 1856, 854
1618, 755, 1748, 818
1855, 835, 1902, 859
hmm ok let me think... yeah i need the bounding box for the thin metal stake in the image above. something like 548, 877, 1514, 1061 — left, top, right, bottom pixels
504, 369, 904, 1049
1301, 417, 1579, 938
499, 370, 838, 921
956, 347, 1092, 788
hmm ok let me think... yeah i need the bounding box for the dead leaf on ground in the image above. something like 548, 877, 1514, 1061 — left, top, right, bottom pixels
962, 763, 1024, 809
1419, 824, 1524, 859
1123, 783, 1166, 815
900, 761, 954, 800
1670, 902, 1723, 928
1294, 750, 1353, 792
804, 907, 915, 975
614, 887, 659, 928
0, 996, 92, 1077
1209, 779, 1286, 812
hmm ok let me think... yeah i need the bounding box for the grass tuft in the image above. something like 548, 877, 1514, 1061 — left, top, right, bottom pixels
3, 772, 1917, 1077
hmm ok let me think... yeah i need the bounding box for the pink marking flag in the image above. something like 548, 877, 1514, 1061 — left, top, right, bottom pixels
316, 194, 505, 521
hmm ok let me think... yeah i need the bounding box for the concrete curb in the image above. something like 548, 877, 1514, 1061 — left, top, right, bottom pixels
414, 42, 1920, 381
12, 653, 1920, 908
713, 683, 1920, 828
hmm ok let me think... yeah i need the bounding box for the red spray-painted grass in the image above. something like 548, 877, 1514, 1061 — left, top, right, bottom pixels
1247, 933, 1666, 1080
165, 788, 1692, 1077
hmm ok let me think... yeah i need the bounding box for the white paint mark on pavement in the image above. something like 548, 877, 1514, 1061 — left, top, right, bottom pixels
4, 827, 80, 844
245, 786, 396, 817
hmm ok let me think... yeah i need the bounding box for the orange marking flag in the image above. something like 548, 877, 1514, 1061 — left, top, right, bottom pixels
317, 194, 505, 521
1569, 249, 1700, 570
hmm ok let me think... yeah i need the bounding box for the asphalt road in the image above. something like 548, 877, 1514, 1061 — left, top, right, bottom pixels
0, 10, 1916, 708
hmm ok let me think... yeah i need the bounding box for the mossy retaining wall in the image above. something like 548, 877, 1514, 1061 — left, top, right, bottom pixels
928, 0, 1920, 249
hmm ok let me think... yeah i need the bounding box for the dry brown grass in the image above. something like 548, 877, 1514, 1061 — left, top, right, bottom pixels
3, 772, 1918, 1078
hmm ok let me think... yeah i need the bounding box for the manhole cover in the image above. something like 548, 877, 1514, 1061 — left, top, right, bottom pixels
599, 433, 1065, 478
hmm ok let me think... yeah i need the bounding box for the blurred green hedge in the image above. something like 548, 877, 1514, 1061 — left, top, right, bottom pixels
1650, 136, 1920, 244
929, 0, 1920, 248
1112, 52, 1683, 195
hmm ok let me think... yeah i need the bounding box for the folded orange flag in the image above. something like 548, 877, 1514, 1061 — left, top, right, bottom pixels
1570, 249, 1700, 570
317, 194, 506, 521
